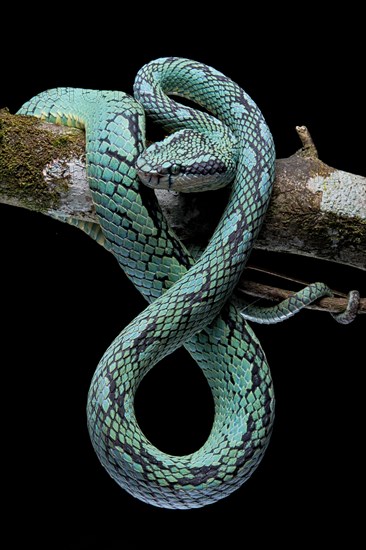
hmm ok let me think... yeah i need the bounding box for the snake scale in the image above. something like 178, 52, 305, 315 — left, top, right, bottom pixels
17, 58, 352, 509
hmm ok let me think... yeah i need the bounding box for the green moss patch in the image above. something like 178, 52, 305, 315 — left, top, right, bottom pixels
0, 109, 85, 212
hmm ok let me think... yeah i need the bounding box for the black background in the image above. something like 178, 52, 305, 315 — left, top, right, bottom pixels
1, 8, 365, 549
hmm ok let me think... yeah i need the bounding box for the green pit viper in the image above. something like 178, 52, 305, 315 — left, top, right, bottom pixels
17, 57, 358, 509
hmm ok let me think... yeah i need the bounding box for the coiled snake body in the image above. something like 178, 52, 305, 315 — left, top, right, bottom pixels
18, 58, 280, 508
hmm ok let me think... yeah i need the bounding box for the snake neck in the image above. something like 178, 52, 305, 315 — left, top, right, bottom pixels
135, 57, 276, 271
134, 58, 238, 156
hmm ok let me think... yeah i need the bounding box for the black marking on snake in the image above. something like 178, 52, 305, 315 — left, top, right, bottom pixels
190, 160, 227, 176
102, 140, 139, 170
251, 360, 261, 389
122, 442, 146, 469
109, 378, 116, 395
104, 108, 127, 126
137, 185, 193, 272
229, 371, 236, 386
234, 416, 257, 467
139, 446, 162, 468
137, 183, 164, 225
128, 111, 142, 140
228, 228, 244, 249
177, 464, 222, 487
132, 319, 158, 353
106, 147, 134, 169
117, 394, 126, 417
180, 277, 213, 310
262, 411, 272, 428
218, 303, 238, 336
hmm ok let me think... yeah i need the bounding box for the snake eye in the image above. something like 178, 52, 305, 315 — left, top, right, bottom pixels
170, 163, 180, 175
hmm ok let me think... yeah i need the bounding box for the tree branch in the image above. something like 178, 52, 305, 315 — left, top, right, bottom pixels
1, 108, 365, 275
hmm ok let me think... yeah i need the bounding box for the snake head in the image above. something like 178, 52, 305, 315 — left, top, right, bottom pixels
136, 129, 237, 192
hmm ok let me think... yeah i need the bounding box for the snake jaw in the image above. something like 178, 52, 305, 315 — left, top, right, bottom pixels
136, 156, 234, 192
136, 165, 233, 192
136, 168, 163, 188
136, 161, 179, 190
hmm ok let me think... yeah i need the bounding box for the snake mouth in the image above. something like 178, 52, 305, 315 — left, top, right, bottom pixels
137, 169, 167, 188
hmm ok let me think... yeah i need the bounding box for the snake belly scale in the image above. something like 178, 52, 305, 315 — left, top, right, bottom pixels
18, 58, 276, 509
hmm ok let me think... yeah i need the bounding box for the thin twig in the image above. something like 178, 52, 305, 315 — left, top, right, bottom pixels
295, 125, 319, 158
237, 280, 366, 315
